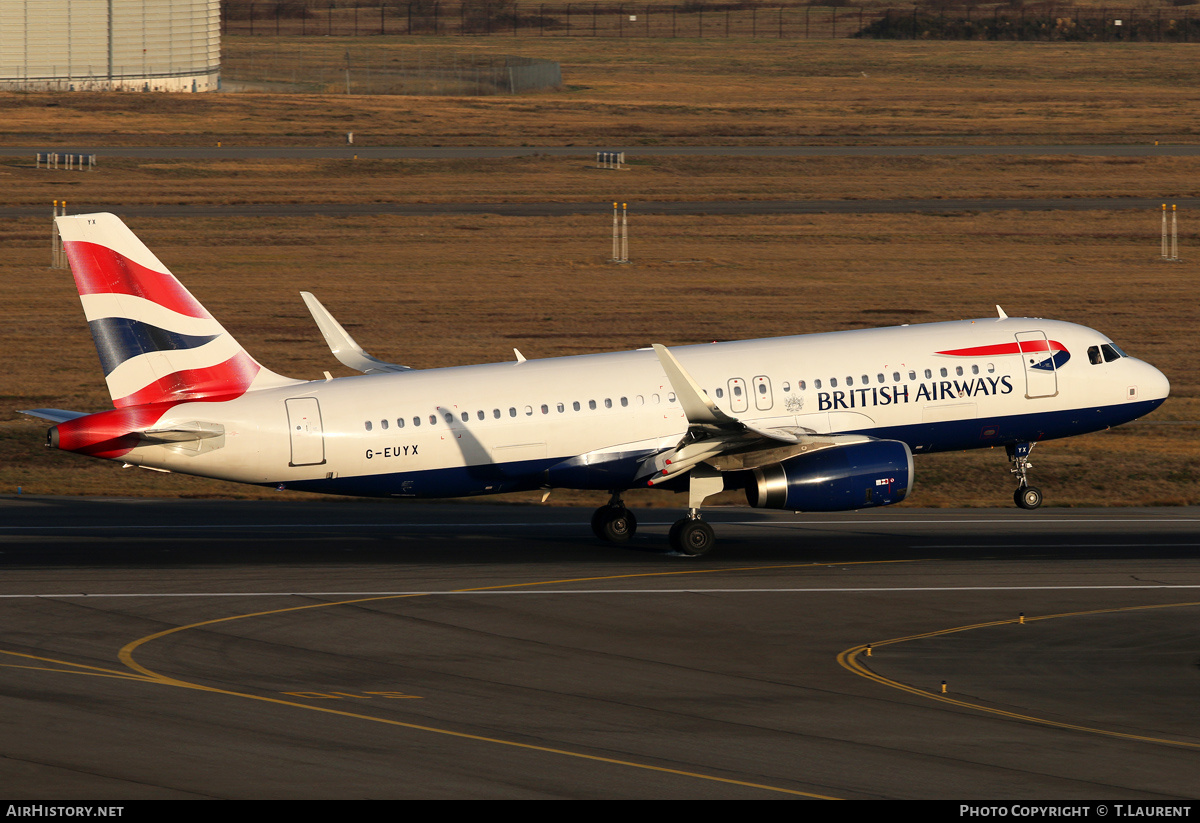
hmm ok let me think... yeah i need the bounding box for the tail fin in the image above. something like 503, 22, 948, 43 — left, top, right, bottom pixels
57, 213, 300, 409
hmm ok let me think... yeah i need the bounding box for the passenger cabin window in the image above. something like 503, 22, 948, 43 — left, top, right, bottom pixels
364, 421, 372, 431
381, 419, 388, 430
397, 418, 405, 429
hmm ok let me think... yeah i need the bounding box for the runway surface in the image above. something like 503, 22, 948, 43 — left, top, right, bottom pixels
1, 497, 1198, 799
5, 197, 1198, 220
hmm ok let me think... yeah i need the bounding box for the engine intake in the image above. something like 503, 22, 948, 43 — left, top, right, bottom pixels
747, 439, 914, 511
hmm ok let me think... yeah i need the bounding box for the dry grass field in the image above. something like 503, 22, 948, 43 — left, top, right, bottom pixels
3, 38, 1200, 146
1, 35, 1197, 508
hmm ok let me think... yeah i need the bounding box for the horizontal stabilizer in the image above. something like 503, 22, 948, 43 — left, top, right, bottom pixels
19, 408, 89, 423
301, 292, 413, 375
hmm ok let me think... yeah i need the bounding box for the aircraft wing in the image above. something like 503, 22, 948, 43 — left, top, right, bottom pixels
641, 345, 870, 485
301, 292, 414, 374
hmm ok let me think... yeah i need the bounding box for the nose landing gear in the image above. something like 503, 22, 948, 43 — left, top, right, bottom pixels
1008, 442, 1043, 510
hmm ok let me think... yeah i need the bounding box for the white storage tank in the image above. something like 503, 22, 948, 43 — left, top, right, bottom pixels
0, 0, 219, 92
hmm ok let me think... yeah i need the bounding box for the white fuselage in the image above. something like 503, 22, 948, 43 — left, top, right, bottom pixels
112, 317, 1170, 499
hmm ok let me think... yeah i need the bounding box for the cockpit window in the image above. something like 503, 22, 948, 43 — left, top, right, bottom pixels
1090, 343, 1127, 364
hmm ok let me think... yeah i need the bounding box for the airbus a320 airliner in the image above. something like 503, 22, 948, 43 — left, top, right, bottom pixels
22, 213, 1170, 555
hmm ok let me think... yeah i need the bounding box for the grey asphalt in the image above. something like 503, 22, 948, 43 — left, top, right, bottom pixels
2, 497, 1198, 799
4, 197, 1198, 219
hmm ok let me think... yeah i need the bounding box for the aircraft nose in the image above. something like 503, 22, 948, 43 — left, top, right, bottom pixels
1142, 361, 1170, 402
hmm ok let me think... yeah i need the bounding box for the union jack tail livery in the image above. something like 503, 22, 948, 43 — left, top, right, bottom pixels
58, 213, 298, 409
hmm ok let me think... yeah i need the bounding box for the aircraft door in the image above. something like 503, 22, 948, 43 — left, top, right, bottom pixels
285, 397, 326, 466
753, 375, 773, 411
727, 378, 748, 413
1015, 331, 1059, 398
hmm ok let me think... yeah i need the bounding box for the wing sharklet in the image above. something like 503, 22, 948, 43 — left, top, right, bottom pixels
301, 292, 413, 375
651, 344, 739, 428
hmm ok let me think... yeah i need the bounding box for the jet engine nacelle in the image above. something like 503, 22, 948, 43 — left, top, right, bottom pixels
746, 439, 914, 512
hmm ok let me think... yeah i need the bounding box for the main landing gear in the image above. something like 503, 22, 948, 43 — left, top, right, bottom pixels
1007, 442, 1043, 510
668, 510, 715, 556
590, 493, 637, 543
590, 494, 716, 556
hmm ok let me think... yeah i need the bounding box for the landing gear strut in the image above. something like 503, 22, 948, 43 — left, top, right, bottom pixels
591, 492, 637, 543
1007, 442, 1043, 510
668, 509, 715, 556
